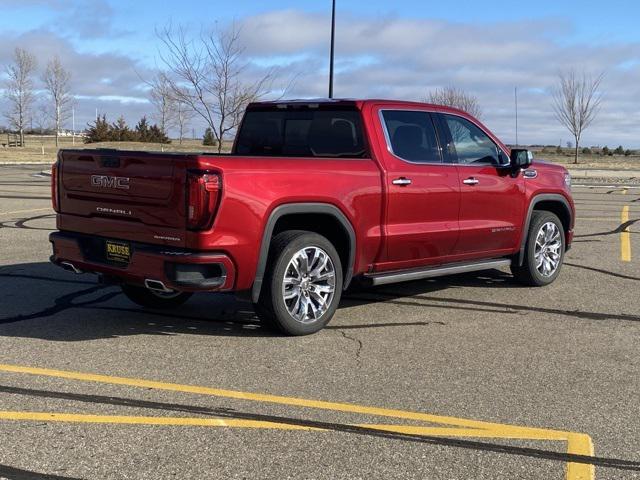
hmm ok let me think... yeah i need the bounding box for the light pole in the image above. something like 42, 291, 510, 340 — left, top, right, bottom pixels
329, 0, 336, 98
515, 86, 519, 147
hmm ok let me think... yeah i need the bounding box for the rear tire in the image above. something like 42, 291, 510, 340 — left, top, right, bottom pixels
255, 230, 343, 336
121, 284, 193, 309
511, 211, 565, 286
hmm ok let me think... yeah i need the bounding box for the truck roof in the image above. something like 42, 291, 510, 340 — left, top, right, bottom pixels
247, 98, 471, 117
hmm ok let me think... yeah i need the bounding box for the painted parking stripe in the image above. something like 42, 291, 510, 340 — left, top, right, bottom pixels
0, 363, 594, 480
573, 185, 640, 190
621, 206, 632, 262
0, 410, 586, 441
0, 411, 312, 430
0, 410, 597, 478
0, 207, 51, 217
0, 363, 585, 433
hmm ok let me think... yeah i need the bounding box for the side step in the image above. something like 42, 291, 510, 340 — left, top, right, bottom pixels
366, 259, 512, 286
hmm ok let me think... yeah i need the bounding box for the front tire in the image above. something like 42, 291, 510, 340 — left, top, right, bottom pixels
512, 211, 565, 286
121, 284, 193, 309
255, 231, 343, 336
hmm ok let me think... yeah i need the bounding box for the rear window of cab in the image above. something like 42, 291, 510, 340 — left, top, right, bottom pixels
234, 106, 368, 158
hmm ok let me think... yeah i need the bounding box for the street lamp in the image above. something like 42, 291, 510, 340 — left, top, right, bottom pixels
515, 86, 519, 147
329, 0, 336, 98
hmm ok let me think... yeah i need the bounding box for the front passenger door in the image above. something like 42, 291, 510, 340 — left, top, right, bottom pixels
438, 113, 525, 259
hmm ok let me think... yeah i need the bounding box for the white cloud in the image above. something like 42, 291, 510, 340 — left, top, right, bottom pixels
0, 29, 155, 129
239, 10, 640, 147
1, 8, 639, 146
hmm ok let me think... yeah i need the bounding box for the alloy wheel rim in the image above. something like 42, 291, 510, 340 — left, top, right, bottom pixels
534, 221, 562, 277
282, 246, 336, 324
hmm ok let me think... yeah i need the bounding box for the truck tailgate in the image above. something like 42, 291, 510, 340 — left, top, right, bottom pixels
58, 150, 194, 247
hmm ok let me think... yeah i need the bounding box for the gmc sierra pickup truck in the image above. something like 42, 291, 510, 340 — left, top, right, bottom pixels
50, 99, 575, 335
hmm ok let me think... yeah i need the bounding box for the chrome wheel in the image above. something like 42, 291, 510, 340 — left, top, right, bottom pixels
282, 246, 336, 324
535, 221, 562, 277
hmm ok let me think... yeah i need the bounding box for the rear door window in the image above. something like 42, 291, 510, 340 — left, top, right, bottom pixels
381, 110, 442, 164
235, 107, 367, 158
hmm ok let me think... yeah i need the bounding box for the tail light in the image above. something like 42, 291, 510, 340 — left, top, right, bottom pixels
187, 172, 221, 230
51, 161, 60, 212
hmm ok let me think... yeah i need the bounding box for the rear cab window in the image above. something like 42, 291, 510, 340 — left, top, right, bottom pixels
234, 104, 368, 158
380, 110, 443, 164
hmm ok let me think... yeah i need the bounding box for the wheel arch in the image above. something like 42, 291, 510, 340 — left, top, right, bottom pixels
518, 194, 573, 266
251, 203, 356, 303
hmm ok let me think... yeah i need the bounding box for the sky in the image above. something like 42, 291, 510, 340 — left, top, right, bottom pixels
0, 0, 639, 147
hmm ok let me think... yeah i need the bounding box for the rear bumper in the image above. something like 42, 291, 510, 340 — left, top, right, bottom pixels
49, 231, 235, 292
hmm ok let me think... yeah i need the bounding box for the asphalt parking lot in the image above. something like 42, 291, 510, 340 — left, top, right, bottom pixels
0, 164, 638, 480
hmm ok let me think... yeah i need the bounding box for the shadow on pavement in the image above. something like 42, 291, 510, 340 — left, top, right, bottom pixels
0, 464, 84, 480
346, 282, 640, 324
1, 262, 638, 344
0, 262, 269, 341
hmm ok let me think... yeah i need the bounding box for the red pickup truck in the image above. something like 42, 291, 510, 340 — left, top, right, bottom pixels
50, 99, 575, 335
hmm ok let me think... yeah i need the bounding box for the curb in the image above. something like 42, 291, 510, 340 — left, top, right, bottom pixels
0, 162, 55, 166
567, 168, 640, 179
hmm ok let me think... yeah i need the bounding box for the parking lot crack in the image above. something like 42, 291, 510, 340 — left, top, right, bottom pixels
337, 329, 363, 363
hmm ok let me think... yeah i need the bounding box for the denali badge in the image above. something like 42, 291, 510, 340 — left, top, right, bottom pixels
91, 175, 130, 190
96, 207, 132, 216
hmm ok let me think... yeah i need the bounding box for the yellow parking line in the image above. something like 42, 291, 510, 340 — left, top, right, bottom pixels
567, 433, 595, 480
0, 411, 559, 439
0, 207, 51, 217
0, 363, 571, 434
0, 412, 596, 480
0, 364, 517, 429
580, 217, 624, 222
390, 421, 596, 480
0, 411, 312, 431
0, 364, 594, 480
621, 206, 631, 262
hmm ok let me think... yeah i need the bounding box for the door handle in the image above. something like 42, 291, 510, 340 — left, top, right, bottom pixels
463, 177, 480, 186
392, 177, 412, 186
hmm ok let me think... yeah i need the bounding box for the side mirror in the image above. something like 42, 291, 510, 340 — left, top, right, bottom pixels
510, 149, 533, 170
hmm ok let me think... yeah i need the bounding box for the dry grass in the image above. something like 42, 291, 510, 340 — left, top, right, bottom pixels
530, 149, 640, 170
0, 135, 231, 164
1, 135, 638, 170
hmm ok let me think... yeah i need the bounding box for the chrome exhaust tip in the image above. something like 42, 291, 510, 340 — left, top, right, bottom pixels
144, 279, 173, 293
60, 261, 83, 275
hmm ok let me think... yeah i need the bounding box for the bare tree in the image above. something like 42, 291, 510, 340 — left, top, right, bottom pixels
148, 72, 176, 135
427, 86, 483, 119
174, 96, 194, 144
552, 70, 604, 164
43, 55, 73, 147
3, 48, 37, 147
157, 23, 275, 153
32, 103, 51, 134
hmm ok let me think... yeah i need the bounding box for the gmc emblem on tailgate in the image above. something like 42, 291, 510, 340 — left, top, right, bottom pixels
91, 175, 130, 190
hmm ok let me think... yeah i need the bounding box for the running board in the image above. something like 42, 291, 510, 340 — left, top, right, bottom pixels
366, 259, 512, 286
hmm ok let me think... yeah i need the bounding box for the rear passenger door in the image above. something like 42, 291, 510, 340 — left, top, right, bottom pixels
437, 113, 525, 258
373, 108, 460, 271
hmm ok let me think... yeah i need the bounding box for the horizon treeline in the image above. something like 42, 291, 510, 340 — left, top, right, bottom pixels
84, 115, 170, 144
